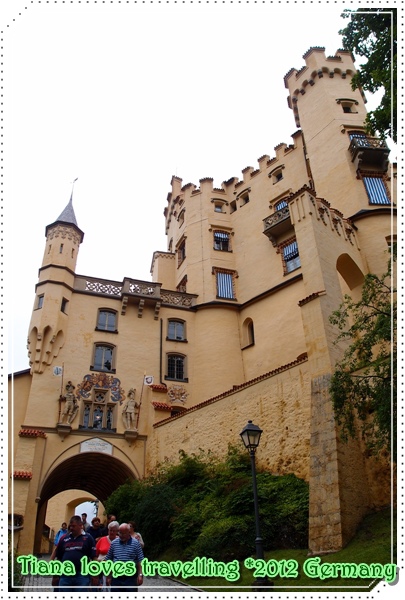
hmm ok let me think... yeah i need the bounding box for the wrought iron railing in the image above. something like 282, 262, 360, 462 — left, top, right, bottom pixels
348, 135, 389, 161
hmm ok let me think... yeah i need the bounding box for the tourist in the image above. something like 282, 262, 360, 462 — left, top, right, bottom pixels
87, 516, 103, 542
128, 521, 144, 548
81, 513, 91, 532
99, 513, 117, 537
105, 523, 144, 591
95, 520, 119, 591
53, 522, 68, 548
55, 515, 96, 591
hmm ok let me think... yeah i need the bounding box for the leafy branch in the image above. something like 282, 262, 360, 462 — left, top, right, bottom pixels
329, 249, 396, 458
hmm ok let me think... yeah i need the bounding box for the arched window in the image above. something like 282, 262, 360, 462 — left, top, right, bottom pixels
275, 199, 288, 211
242, 318, 255, 349
167, 320, 186, 341
97, 309, 117, 332
269, 165, 285, 184
92, 344, 116, 372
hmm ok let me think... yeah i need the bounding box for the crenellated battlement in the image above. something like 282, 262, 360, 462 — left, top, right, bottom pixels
164, 132, 303, 227
284, 47, 366, 128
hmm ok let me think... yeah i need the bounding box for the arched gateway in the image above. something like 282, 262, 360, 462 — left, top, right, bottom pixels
33, 450, 136, 554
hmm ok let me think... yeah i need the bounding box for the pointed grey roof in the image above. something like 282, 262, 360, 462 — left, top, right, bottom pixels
56, 194, 79, 227
45, 192, 84, 242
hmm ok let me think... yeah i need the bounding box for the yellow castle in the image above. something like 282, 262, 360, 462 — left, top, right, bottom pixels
9, 47, 395, 557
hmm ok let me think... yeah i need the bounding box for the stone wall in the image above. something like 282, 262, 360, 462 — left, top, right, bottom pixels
148, 358, 312, 482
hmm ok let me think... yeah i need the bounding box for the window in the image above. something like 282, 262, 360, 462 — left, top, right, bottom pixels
177, 275, 187, 293
178, 209, 185, 227
214, 268, 237, 300
177, 240, 186, 267
213, 230, 231, 251
339, 100, 358, 113
212, 199, 227, 213
240, 192, 250, 206
80, 389, 115, 431
230, 200, 237, 213
242, 318, 255, 348
37, 295, 44, 309
61, 298, 68, 313
348, 131, 370, 146
269, 166, 285, 184
59, 244, 64, 254
97, 309, 117, 332
282, 240, 301, 274
361, 174, 390, 205
275, 199, 288, 211
92, 344, 115, 372
166, 354, 187, 381
168, 320, 186, 341
247, 320, 255, 345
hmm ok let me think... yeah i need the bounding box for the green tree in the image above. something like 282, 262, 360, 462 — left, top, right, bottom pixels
340, 8, 397, 141
105, 446, 309, 559
329, 250, 396, 458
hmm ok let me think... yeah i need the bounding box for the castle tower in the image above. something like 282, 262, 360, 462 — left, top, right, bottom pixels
284, 47, 391, 231
27, 192, 84, 375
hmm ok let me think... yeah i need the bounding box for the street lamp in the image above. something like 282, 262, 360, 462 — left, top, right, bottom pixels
240, 420, 269, 588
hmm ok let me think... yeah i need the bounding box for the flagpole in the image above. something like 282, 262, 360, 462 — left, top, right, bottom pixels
136, 372, 146, 429
58, 363, 64, 422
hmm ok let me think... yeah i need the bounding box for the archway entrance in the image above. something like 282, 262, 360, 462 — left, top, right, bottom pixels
34, 452, 135, 553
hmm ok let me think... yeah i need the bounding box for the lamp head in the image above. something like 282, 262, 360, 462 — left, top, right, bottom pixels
240, 420, 263, 451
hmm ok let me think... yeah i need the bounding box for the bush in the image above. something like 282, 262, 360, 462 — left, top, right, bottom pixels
191, 516, 252, 561
105, 446, 309, 560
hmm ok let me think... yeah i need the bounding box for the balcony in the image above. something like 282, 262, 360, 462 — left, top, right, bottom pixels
263, 206, 293, 245
74, 275, 197, 318
349, 135, 390, 172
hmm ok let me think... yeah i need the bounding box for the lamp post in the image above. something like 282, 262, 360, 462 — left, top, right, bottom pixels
240, 420, 269, 588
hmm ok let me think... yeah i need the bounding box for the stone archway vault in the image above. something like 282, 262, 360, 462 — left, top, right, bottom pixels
34, 452, 135, 553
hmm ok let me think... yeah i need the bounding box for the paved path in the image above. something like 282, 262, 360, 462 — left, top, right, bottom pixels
23, 573, 198, 592
24, 577, 197, 593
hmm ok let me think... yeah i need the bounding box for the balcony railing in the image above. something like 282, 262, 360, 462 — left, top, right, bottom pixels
349, 135, 390, 171
74, 275, 196, 309
263, 206, 292, 245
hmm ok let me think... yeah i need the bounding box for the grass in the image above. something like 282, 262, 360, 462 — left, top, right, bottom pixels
157, 507, 396, 593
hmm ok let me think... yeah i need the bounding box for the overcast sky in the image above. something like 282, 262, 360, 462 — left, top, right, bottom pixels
2, 0, 395, 373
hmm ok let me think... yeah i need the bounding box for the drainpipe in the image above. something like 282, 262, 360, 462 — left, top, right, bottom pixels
160, 318, 164, 385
